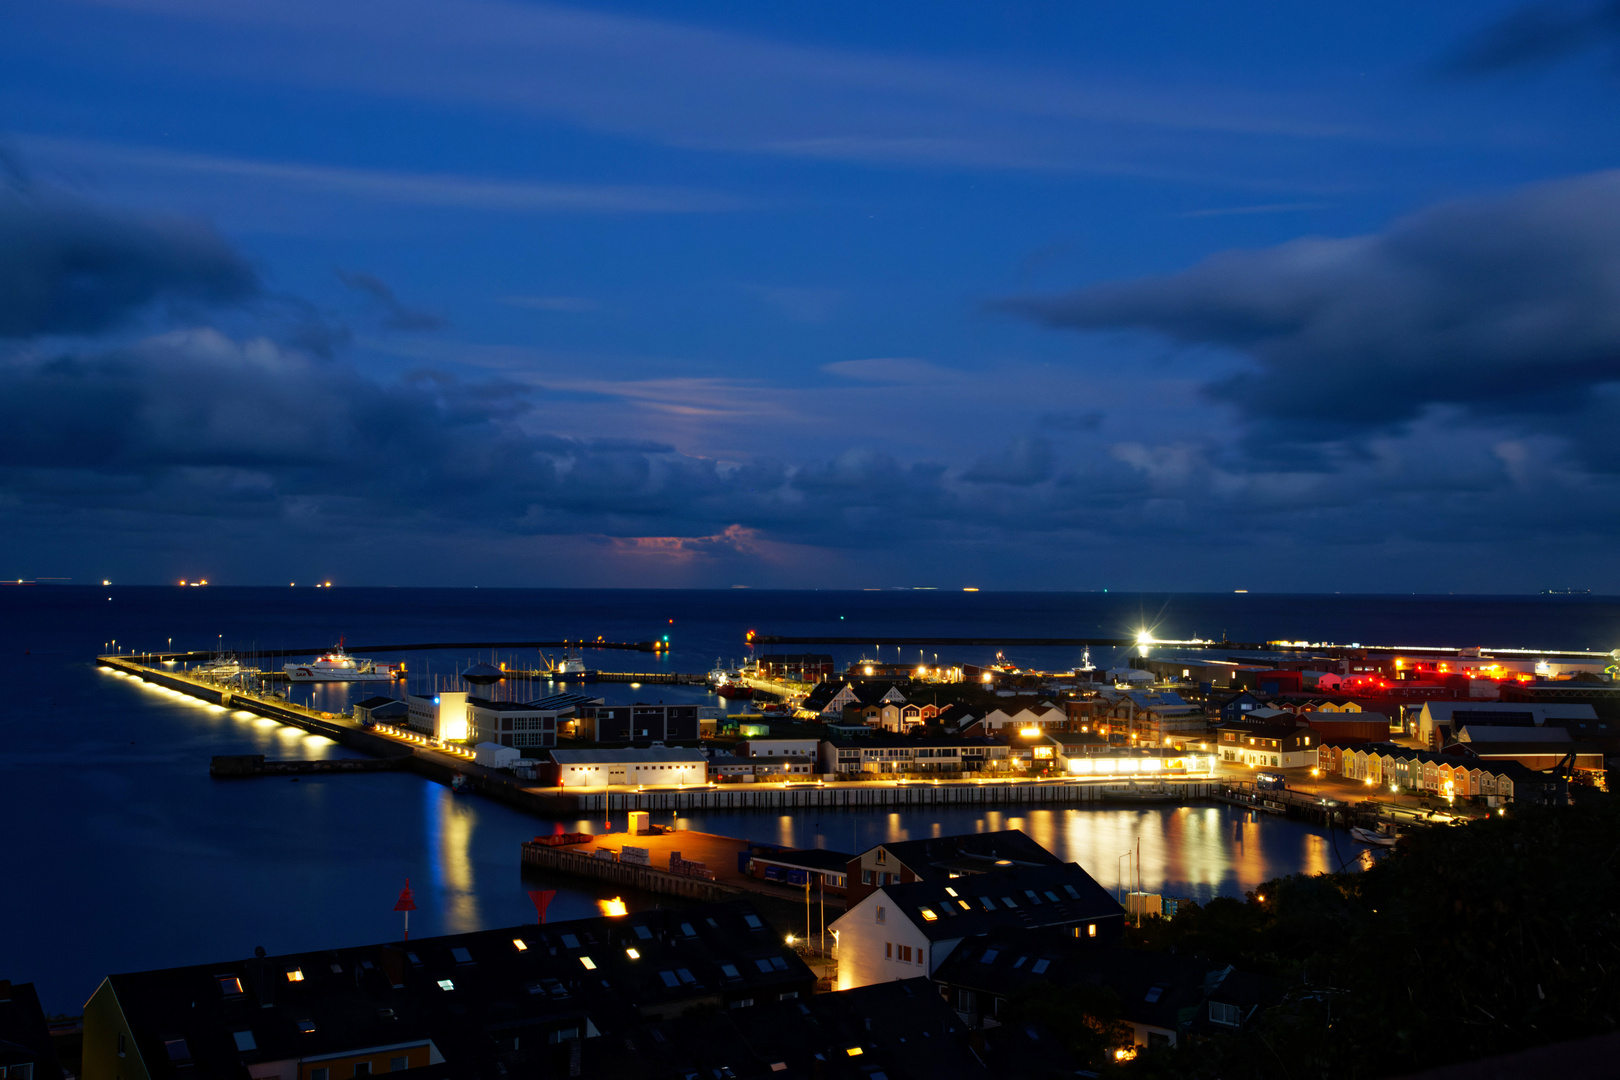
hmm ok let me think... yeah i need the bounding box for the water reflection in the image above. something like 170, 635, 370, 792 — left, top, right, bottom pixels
674, 804, 1358, 902
427, 787, 482, 933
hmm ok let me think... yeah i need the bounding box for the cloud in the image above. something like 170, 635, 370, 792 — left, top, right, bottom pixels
18, 134, 750, 215
337, 270, 444, 332
56, 0, 1376, 182
0, 182, 256, 338
961, 438, 1055, 486
1445, 1, 1620, 74
1001, 170, 1620, 440
822, 357, 954, 385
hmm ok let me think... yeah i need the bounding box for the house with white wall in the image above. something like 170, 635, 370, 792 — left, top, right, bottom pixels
829, 863, 1125, 991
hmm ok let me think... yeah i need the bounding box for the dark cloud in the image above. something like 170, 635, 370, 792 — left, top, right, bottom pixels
1001, 171, 1620, 441
0, 184, 257, 339
1445, 1, 1620, 74
336, 270, 446, 332
962, 437, 1054, 486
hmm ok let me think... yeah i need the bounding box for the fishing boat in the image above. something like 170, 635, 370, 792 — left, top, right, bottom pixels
283, 641, 399, 683
1350, 825, 1398, 847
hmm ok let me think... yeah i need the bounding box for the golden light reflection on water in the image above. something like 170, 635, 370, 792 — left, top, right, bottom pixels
758, 805, 1352, 901
428, 788, 482, 933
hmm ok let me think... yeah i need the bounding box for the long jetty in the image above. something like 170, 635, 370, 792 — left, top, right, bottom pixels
138, 639, 661, 663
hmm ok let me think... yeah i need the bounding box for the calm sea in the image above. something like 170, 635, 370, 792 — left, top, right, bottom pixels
3, 587, 1617, 1013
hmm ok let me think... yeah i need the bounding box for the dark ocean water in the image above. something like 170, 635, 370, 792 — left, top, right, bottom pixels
3, 587, 1617, 1014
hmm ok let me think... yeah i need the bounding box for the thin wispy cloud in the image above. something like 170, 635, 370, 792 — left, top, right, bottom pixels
1178, 201, 1328, 218
16, 135, 749, 214
60, 0, 1385, 181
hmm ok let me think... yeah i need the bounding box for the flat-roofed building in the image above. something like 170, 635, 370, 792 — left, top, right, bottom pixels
543, 747, 707, 788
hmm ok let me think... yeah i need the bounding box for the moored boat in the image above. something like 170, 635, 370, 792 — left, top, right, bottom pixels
283, 641, 399, 683
1350, 825, 1398, 847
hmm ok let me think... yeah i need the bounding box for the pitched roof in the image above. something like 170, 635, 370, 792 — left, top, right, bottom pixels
867, 829, 1062, 881
933, 929, 1282, 1035
871, 864, 1125, 942
100, 901, 811, 1078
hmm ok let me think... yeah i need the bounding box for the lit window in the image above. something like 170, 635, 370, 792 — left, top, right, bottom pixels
958, 900, 971, 911
580, 957, 597, 970
437, 979, 455, 991
944, 887, 958, 897
626, 948, 640, 959
919, 906, 938, 921
846, 1047, 864, 1057
513, 938, 528, 951
285, 968, 304, 982
232, 1030, 256, 1051
1088, 924, 1097, 938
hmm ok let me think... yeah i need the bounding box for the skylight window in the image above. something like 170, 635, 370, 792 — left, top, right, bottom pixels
944, 887, 958, 897
1001, 897, 1018, 908
635, 925, 654, 940
1013, 956, 1026, 969
297, 1020, 316, 1034
660, 970, 680, 988
957, 900, 971, 911
1064, 886, 1081, 899
217, 975, 243, 996
451, 947, 473, 964
980, 949, 999, 964
1032, 959, 1050, 974
164, 1038, 191, 1061
980, 897, 996, 911
513, 938, 528, 951
285, 968, 304, 982
680, 923, 696, 937
743, 915, 764, 929
1024, 890, 1042, 905
1044, 891, 1061, 902
437, 979, 455, 991
580, 957, 597, 970
232, 1030, 256, 1052
561, 934, 580, 948
720, 963, 740, 980
626, 948, 641, 960
1145, 986, 1165, 1003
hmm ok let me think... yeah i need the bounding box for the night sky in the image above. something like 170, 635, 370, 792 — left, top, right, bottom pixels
3, 1, 1618, 591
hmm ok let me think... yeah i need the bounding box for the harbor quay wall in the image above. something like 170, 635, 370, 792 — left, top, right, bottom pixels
520, 843, 742, 903
568, 780, 1218, 812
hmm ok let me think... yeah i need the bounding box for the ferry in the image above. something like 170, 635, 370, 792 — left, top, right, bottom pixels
283, 643, 400, 683
541, 649, 588, 676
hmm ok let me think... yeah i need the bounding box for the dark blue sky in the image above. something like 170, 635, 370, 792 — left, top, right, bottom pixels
3, 0, 1618, 591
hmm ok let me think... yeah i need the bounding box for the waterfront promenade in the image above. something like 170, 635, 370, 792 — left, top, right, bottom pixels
96, 654, 1219, 816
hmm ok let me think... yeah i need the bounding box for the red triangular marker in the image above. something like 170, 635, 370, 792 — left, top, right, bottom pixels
394, 877, 417, 939
528, 889, 557, 923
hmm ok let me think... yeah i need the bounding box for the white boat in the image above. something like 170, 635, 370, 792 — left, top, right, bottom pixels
196, 655, 244, 679
283, 645, 399, 683
1350, 826, 1398, 847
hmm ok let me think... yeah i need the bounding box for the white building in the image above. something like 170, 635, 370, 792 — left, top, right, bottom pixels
546, 747, 708, 788
473, 742, 523, 769
738, 737, 822, 758
406, 691, 468, 741
830, 863, 1125, 990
